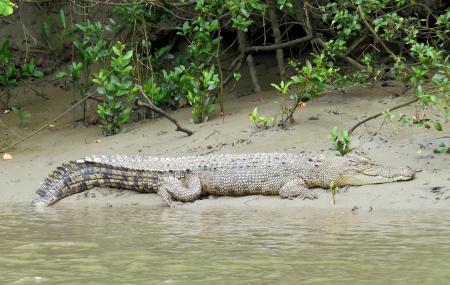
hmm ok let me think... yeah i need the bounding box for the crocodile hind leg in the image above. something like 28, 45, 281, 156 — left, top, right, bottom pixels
279, 179, 318, 200
157, 188, 180, 208
158, 175, 202, 207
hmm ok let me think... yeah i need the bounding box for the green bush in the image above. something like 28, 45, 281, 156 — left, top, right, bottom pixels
93, 42, 137, 135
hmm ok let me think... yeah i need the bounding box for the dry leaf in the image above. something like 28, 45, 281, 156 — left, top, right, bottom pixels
48, 124, 55, 128
95, 139, 101, 143
3, 153, 12, 160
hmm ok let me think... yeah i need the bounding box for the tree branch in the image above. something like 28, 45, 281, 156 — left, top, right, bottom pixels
159, 0, 196, 8
223, 54, 245, 86
237, 30, 261, 92
136, 85, 193, 136
314, 38, 365, 70
267, 0, 285, 80
348, 96, 419, 135
245, 35, 315, 53
357, 5, 397, 59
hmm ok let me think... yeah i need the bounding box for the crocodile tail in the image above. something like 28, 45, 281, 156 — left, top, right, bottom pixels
30, 158, 149, 207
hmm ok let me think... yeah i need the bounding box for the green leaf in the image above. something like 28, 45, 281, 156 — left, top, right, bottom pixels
0, 0, 14, 16
250, 107, 258, 120
123, 50, 133, 61
32, 70, 44, 78
434, 121, 443, 131
270, 83, 282, 92
112, 45, 121, 56
110, 75, 119, 85
74, 23, 87, 33
96, 87, 106, 95
59, 9, 66, 29
56, 71, 68, 78
328, 126, 338, 140
92, 78, 101, 85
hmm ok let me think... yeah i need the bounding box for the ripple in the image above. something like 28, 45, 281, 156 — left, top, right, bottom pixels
0, 207, 450, 284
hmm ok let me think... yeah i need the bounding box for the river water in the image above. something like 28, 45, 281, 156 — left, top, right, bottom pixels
1, 206, 450, 285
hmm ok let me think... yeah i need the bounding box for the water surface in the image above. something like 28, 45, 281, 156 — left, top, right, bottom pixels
1, 206, 450, 284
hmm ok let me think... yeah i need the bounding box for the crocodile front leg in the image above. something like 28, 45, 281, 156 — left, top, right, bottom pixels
157, 175, 202, 207
279, 179, 318, 200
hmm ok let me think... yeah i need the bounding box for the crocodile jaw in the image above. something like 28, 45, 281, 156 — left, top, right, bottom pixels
331, 154, 416, 186
341, 166, 415, 185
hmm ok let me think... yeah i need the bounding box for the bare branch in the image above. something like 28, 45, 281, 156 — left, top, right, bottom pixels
348, 96, 419, 135
136, 86, 193, 136
245, 35, 315, 53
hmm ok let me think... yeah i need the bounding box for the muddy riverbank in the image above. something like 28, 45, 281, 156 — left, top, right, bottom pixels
1, 80, 449, 211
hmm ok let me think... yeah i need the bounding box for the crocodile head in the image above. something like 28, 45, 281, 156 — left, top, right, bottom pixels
335, 154, 415, 186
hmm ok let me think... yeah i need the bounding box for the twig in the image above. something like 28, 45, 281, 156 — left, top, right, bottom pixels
223, 54, 244, 86
136, 85, 193, 136
432, 136, 450, 141
281, 85, 305, 127
204, 130, 218, 140
0, 91, 96, 153
216, 25, 225, 114
21, 80, 49, 100
345, 33, 368, 55
357, 5, 397, 59
222, 55, 241, 71
348, 97, 419, 135
0, 118, 24, 139
245, 35, 315, 53
160, 0, 196, 8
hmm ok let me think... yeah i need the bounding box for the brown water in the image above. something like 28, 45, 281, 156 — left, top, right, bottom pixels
1, 206, 450, 285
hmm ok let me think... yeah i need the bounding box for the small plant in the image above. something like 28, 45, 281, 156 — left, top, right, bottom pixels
143, 77, 165, 106
159, 65, 187, 107
270, 57, 336, 127
0, 39, 44, 108
270, 80, 292, 121
41, 9, 67, 50
56, 19, 113, 125
0, 39, 16, 107
329, 127, 352, 156
177, 16, 222, 123
249, 107, 275, 128
433, 143, 450, 154
21, 59, 44, 78
93, 42, 137, 135
329, 182, 339, 205
11, 107, 31, 127
185, 66, 219, 123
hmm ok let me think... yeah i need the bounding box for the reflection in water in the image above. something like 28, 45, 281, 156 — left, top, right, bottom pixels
1, 206, 450, 284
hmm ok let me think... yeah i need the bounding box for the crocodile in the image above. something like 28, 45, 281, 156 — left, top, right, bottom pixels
30, 153, 415, 207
